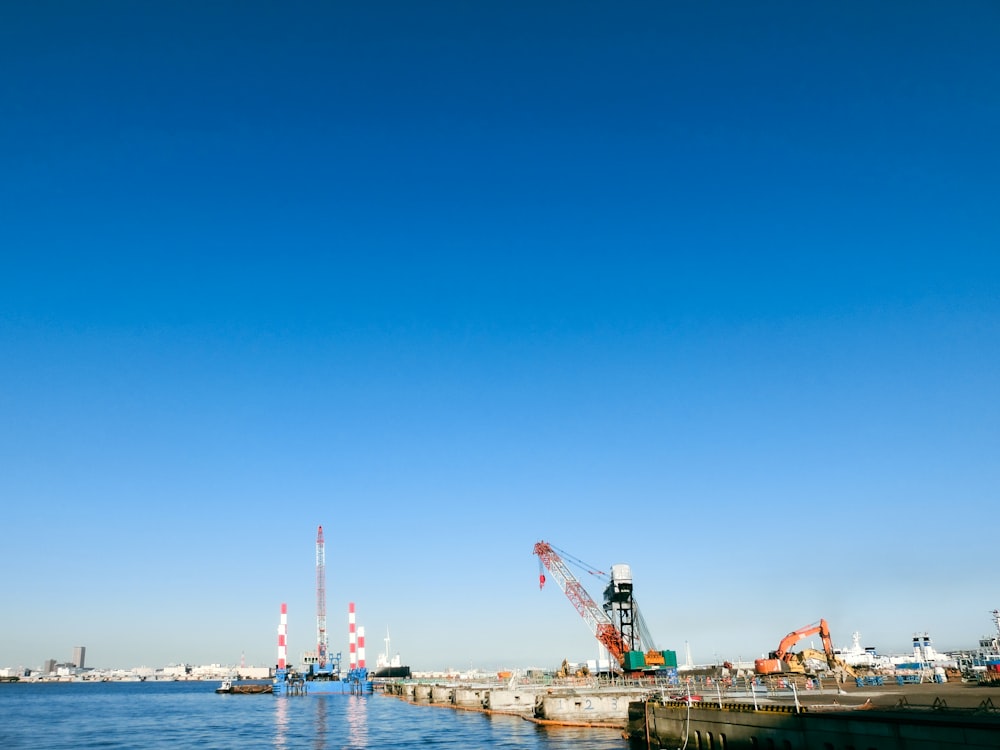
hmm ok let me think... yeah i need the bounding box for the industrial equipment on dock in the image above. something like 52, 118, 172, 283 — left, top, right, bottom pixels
533, 540, 676, 675
755, 618, 856, 680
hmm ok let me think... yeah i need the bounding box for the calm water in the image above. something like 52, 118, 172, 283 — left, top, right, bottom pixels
0, 682, 630, 749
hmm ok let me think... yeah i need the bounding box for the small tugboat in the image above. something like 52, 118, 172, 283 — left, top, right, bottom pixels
215, 676, 273, 694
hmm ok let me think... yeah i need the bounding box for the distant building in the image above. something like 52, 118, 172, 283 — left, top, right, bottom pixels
73, 646, 86, 669
43, 659, 56, 674
238, 666, 272, 680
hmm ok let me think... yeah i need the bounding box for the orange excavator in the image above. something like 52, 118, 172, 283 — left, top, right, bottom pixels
755, 619, 853, 677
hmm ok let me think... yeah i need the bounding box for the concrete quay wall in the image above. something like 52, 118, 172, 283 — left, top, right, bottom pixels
382, 680, 639, 726
534, 688, 648, 725
484, 687, 537, 714
382, 680, 538, 714
429, 685, 453, 704
453, 687, 490, 708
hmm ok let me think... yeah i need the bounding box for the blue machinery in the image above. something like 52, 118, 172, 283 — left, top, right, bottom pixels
274, 663, 373, 695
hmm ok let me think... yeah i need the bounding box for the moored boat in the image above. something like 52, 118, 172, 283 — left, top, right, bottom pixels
215, 677, 273, 694
373, 628, 411, 679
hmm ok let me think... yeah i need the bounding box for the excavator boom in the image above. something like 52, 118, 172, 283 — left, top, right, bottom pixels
755, 619, 838, 676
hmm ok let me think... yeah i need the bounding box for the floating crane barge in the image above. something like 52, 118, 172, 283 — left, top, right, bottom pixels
272, 526, 372, 695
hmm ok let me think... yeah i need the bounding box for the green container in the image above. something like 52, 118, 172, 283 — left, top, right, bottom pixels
661, 650, 678, 668
623, 651, 646, 670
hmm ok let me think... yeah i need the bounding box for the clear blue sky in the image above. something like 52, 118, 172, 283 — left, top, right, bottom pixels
1, 1, 998, 671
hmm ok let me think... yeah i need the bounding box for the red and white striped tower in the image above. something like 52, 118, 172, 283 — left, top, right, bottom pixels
348, 602, 357, 669
277, 603, 288, 671
358, 626, 366, 669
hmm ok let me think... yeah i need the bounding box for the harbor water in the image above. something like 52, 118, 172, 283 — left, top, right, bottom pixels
0, 681, 629, 749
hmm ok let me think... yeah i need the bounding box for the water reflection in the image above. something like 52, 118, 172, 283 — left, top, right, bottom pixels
315, 696, 327, 750
346, 695, 369, 748
273, 695, 289, 750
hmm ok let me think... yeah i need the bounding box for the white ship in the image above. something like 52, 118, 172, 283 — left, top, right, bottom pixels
373, 629, 411, 679
977, 609, 1000, 654
890, 632, 956, 669
833, 632, 887, 669
834, 630, 957, 671
950, 609, 1000, 676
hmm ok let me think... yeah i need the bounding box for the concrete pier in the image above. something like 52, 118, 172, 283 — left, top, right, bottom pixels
382, 679, 647, 727
534, 687, 647, 725
453, 686, 490, 709
382, 670, 1000, 743
429, 685, 453, 704
483, 687, 537, 714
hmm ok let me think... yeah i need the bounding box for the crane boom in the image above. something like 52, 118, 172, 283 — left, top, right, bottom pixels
533, 541, 627, 666
316, 525, 329, 670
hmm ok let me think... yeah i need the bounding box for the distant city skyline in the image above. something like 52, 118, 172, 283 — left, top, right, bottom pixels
2, 2, 998, 671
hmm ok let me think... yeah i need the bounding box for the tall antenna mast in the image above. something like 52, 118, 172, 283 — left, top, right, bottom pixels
316, 525, 328, 670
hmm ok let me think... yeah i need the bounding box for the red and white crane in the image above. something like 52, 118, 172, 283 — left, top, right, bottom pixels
316, 525, 329, 670
533, 540, 628, 668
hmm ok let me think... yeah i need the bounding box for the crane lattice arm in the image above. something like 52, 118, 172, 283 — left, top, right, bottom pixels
533, 541, 627, 667
316, 525, 329, 670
